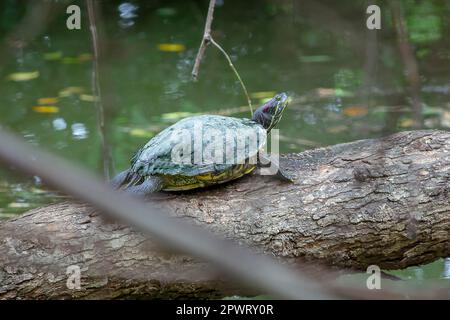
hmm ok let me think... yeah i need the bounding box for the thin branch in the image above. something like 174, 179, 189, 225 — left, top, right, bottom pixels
87, 0, 112, 180
191, 0, 216, 80
192, 0, 253, 116
209, 38, 253, 116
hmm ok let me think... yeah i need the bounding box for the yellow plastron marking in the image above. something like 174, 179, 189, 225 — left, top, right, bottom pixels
197, 164, 256, 183
164, 182, 204, 191
163, 164, 257, 191
197, 170, 229, 182
244, 166, 256, 174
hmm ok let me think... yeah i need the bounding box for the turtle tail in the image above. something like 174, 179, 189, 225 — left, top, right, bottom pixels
110, 169, 131, 189
126, 176, 164, 195
110, 169, 161, 195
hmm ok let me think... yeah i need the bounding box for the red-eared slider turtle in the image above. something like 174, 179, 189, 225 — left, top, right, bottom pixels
112, 93, 292, 195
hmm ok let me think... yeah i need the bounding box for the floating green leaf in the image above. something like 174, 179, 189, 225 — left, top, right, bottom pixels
334, 88, 354, 98
43, 51, 63, 61
59, 86, 85, 97
62, 57, 81, 64
8, 202, 30, 208
79, 94, 98, 102
7, 71, 39, 82
160, 111, 199, 121
0, 212, 18, 219
250, 91, 276, 99
299, 55, 332, 63
129, 128, 155, 138
422, 105, 442, 116
156, 7, 177, 17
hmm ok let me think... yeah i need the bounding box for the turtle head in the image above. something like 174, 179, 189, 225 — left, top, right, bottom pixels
252, 92, 289, 132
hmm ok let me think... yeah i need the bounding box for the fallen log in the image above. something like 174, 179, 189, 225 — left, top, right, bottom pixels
1, 130, 449, 299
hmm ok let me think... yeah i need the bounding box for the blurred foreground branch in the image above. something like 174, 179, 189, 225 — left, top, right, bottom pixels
1, 130, 449, 299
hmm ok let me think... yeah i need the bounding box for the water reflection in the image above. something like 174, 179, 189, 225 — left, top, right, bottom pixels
71, 123, 89, 140
52, 118, 67, 131
118, 2, 138, 28
444, 258, 450, 279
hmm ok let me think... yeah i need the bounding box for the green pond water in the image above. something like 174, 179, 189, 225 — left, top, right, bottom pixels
0, 0, 449, 293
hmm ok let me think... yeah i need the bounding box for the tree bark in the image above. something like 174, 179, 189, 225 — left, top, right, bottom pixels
1, 130, 449, 299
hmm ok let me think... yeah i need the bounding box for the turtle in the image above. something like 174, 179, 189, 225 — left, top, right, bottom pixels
111, 92, 293, 195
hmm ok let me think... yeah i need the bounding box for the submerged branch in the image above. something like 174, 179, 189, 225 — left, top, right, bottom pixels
390, 1, 423, 128
87, 0, 112, 180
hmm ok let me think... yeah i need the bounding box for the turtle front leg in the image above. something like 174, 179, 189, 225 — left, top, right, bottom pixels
257, 152, 296, 182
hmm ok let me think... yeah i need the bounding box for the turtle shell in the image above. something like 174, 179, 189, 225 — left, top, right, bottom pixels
130, 115, 266, 177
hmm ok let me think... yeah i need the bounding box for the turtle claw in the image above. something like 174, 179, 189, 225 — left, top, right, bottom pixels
255, 167, 295, 182
276, 169, 296, 183
256, 153, 295, 182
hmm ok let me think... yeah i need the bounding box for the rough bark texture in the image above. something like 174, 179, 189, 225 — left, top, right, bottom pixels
1, 130, 449, 299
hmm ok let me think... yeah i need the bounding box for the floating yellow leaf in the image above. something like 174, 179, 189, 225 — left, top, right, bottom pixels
327, 125, 348, 134
343, 106, 368, 117
129, 128, 155, 138
316, 88, 353, 98
79, 94, 98, 102
399, 118, 415, 128
250, 91, 276, 99
316, 88, 336, 98
59, 86, 85, 97
441, 111, 450, 128
31, 187, 46, 194
157, 43, 186, 52
32, 106, 59, 113
37, 97, 59, 105
7, 71, 40, 82
78, 53, 93, 61
43, 51, 63, 60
